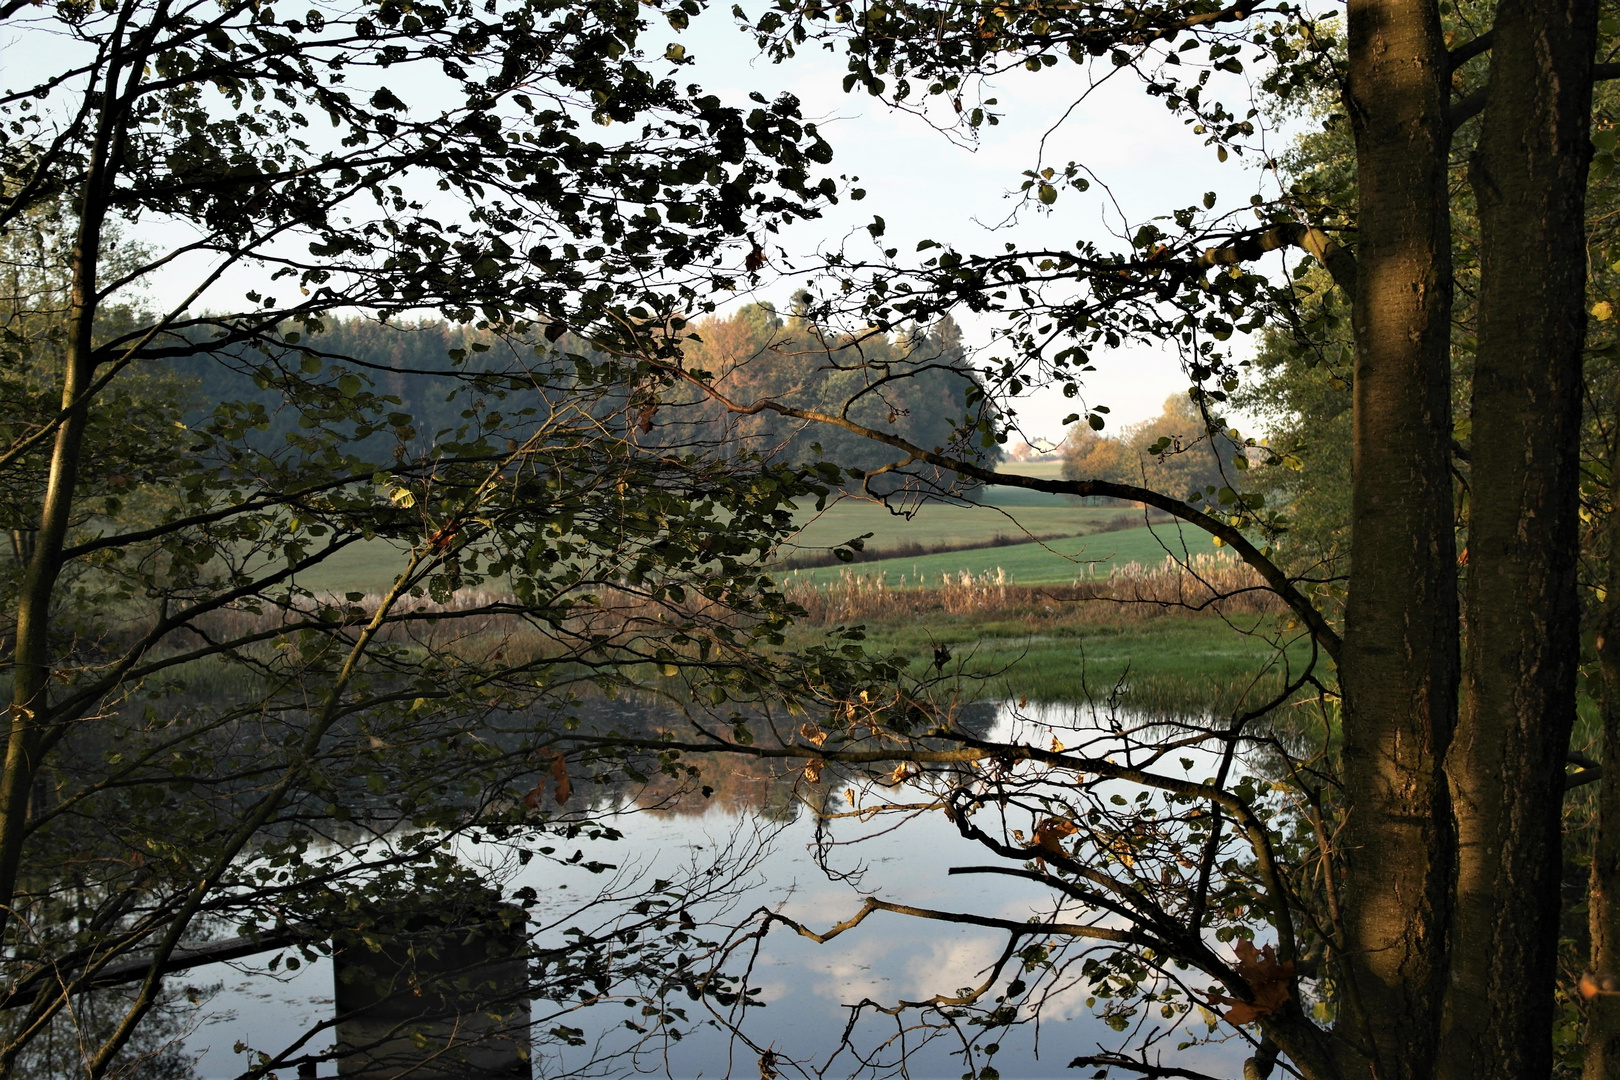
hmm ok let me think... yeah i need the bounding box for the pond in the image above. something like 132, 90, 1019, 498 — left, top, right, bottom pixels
175, 701, 1259, 1080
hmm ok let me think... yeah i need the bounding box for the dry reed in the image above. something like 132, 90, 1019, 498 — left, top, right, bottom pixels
780, 552, 1285, 625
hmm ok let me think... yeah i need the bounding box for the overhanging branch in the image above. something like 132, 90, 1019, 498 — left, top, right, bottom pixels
1448, 30, 1494, 70
760, 895, 1143, 946
661, 369, 1342, 663
1195, 223, 1358, 301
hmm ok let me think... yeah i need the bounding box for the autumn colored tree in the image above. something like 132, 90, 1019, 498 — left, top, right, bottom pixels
670, 301, 988, 494
1061, 394, 1243, 505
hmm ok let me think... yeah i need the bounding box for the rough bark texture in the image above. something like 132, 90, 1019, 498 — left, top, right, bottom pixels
1443, 0, 1597, 1076
1338, 0, 1458, 1073
1585, 397, 1620, 1079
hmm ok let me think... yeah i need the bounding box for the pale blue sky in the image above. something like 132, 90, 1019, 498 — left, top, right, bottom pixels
675, 8, 1292, 440
3, 3, 1293, 442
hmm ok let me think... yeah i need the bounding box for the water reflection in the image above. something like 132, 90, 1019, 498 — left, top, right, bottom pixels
172, 701, 1259, 1080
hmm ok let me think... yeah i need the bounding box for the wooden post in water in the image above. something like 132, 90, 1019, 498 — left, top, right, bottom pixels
333, 895, 530, 1079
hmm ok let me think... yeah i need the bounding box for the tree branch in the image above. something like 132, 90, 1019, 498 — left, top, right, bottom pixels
1453, 62, 1620, 133
1066, 1056, 1236, 1080
1196, 223, 1358, 302
760, 895, 1146, 946
658, 367, 1342, 663
1448, 30, 1493, 70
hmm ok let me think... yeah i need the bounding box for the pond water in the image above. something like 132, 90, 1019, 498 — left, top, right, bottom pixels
176, 701, 1258, 1080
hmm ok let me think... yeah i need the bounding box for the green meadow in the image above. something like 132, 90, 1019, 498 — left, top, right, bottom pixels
783, 606, 1321, 716
266, 487, 1159, 596
782, 496, 1114, 554
778, 521, 1221, 588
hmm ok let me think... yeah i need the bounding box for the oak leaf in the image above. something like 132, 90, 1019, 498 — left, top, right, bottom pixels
1207, 939, 1294, 1025
1033, 817, 1078, 857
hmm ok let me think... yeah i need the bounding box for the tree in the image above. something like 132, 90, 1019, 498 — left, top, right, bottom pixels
671, 303, 990, 496
1061, 394, 1244, 505
633, 0, 1617, 1077
0, 0, 882, 1074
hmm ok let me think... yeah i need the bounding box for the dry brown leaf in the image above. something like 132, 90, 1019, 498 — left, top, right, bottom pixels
549, 751, 571, 805
1580, 971, 1620, 998
1207, 940, 1295, 1025
1033, 817, 1078, 857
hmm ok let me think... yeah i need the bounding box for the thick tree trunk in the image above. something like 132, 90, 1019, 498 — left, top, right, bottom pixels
1337, 0, 1458, 1074
1442, 1, 1598, 1077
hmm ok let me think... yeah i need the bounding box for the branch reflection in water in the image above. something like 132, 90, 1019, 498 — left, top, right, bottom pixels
150, 700, 1269, 1080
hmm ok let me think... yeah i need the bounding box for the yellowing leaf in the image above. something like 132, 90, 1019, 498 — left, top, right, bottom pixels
1594, 300, 1614, 321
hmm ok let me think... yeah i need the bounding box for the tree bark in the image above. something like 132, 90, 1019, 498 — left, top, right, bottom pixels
1337, 0, 1459, 1073
0, 36, 127, 945
1442, 1, 1598, 1076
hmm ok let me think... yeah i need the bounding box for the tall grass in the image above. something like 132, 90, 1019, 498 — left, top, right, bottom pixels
781, 552, 1285, 625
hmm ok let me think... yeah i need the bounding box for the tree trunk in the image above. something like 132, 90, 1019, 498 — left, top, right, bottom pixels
1441, 2, 1598, 1077
1337, 0, 1458, 1073
0, 49, 124, 944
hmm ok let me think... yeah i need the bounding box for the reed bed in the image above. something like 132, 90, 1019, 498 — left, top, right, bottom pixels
780, 552, 1286, 625
127, 553, 1284, 697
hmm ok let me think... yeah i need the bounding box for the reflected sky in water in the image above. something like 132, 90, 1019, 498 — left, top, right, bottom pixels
181, 702, 1257, 1080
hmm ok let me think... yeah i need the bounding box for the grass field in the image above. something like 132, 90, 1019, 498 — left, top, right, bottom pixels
779, 522, 1220, 588
783, 496, 1123, 555
273, 491, 1151, 595
784, 607, 1323, 716
269, 538, 416, 595
977, 458, 1075, 508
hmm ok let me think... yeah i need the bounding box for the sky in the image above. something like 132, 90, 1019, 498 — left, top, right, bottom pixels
671, 8, 1297, 442
2, 3, 1299, 445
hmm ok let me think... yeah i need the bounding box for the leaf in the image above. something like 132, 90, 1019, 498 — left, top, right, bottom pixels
549, 751, 572, 805
1033, 817, 1077, 856
1594, 300, 1614, 322
1207, 940, 1295, 1025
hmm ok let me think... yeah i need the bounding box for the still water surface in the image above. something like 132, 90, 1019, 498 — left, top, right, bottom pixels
181, 702, 1254, 1080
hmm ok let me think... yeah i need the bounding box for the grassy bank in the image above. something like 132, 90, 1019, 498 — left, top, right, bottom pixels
778, 551, 1326, 718
787, 606, 1323, 718
778, 522, 1221, 588
256, 496, 1162, 596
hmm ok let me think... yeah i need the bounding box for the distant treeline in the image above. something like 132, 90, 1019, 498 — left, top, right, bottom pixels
662, 301, 997, 491
161, 304, 996, 491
